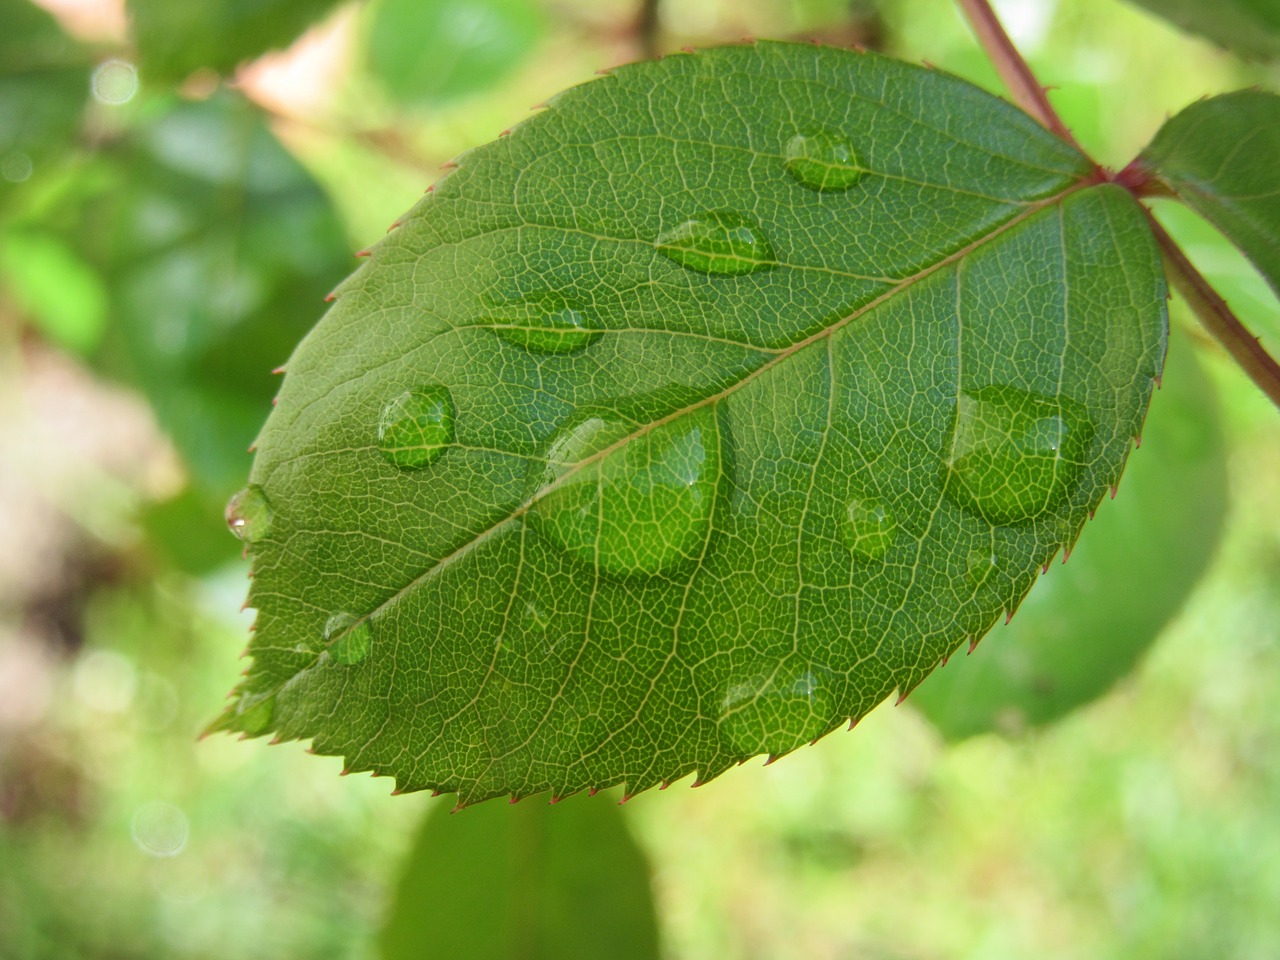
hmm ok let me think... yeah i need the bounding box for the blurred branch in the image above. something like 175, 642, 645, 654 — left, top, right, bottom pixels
1146, 212, 1280, 409
635, 0, 660, 60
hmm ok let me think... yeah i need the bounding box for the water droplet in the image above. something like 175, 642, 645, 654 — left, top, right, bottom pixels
842, 497, 896, 561
323, 612, 372, 665
719, 662, 831, 757
237, 693, 275, 735
528, 403, 724, 577
225, 484, 273, 543
965, 549, 998, 585
784, 131, 863, 191
944, 385, 1095, 524
655, 211, 776, 276
488, 293, 602, 354
378, 386, 455, 469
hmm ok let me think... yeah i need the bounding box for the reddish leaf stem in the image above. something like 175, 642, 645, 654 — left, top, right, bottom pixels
1145, 213, 1280, 408
954, 0, 1087, 155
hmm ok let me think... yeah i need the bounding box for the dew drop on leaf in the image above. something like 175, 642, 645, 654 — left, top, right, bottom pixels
719, 662, 832, 757
965, 548, 998, 585
944, 385, 1095, 525
842, 497, 896, 561
377, 386, 456, 469
237, 693, 275, 735
487, 293, 603, 355
323, 612, 372, 665
654, 211, 776, 276
783, 130, 863, 191
225, 484, 273, 543
527, 405, 724, 577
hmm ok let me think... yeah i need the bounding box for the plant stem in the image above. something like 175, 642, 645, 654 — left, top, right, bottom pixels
1145, 213, 1280, 408
954, 0, 1086, 155
635, 0, 660, 60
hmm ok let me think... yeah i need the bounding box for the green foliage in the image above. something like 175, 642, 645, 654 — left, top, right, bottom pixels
1141, 90, 1280, 299
381, 800, 659, 960
221, 43, 1166, 803
0, 0, 90, 203
913, 337, 1227, 738
1125, 0, 1280, 61
127, 0, 344, 81
367, 0, 545, 105
65, 91, 351, 497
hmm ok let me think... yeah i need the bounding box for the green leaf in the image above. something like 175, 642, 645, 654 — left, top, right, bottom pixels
0, 0, 90, 205
366, 0, 544, 106
1140, 90, 1280, 302
127, 0, 344, 82
1123, 0, 1280, 61
218, 43, 1166, 802
67, 91, 351, 497
380, 800, 659, 960
0, 227, 107, 354
911, 336, 1227, 739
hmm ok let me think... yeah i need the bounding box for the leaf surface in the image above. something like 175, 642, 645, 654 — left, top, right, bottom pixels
1124, 0, 1280, 61
381, 799, 658, 960
218, 43, 1166, 802
912, 337, 1226, 738
1141, 90, 1280, 300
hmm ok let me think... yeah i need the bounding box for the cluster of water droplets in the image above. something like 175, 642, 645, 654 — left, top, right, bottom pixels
223, 123, 1099, 739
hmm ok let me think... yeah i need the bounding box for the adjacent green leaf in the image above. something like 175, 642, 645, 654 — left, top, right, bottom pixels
367, 0, 544, 106
0, 227, 107, 354
1140, 90, 1280, 301
912, 337, 1226, 738
1124, 0, 1280, 61
0, 0, 90, 206
127, 0, 344, 81
218, 43, 1166, 802
381, 800, 659, 960
66, 91, 351, 496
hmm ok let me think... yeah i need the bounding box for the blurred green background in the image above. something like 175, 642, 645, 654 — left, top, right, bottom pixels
2, 0, 1279, 957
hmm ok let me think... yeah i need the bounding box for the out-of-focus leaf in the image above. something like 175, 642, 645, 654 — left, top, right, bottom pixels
1124, 0, 1280, 61
912, 338, 1227, 738
381, 799, 659, 960
1141, 90, 1280, 301
0, 0, 90, 206
126, 0, 344, 82
68, 91, 351, 497
367, 0, 543, 106
141, 488, 242, 574
0, 227, 107, 354
216, 43, 1166, 802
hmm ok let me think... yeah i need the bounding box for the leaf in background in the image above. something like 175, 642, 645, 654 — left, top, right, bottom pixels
1140, 90, 1280, 302
216, 43, 1166, 803
68, 91, 351, 498
367, 0, 543, 106
381, 799, 659, 960
0, 227, 107, 354
1123, 0, 1280, 61
0, 0, 91, 207
126, 0, 344, 82
911, 337, 1226, 739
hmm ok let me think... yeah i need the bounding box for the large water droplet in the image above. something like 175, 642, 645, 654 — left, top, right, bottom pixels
323, 612, 372, 665
237, 693, 275, 735
226, 484, 273, 543
784, 131, 863, 191
488, 293, 602, 355
842, 497, 896, 561
378, 386, 456, 469
655, 211, 776, 276
528, 403, 724, 577
944, 385, 1095, 525
719, 662, 831, 757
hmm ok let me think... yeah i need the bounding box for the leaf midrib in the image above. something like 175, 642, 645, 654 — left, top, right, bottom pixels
263, 177, 1097, 696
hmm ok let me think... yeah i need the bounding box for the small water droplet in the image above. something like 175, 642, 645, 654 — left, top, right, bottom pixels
226, 484, 273, 543
842, 497, 896, 561
944, 385, 1095, 524
719, 662, 831, 757
784, 131, 863, 191
655, 211, 776, 276
488, 293, 602, 354
966, 549, 998, 585
323, 612, 372, 665
378, 386, 456, 469
237, 693, 276, 735
528, 404, 724, 577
